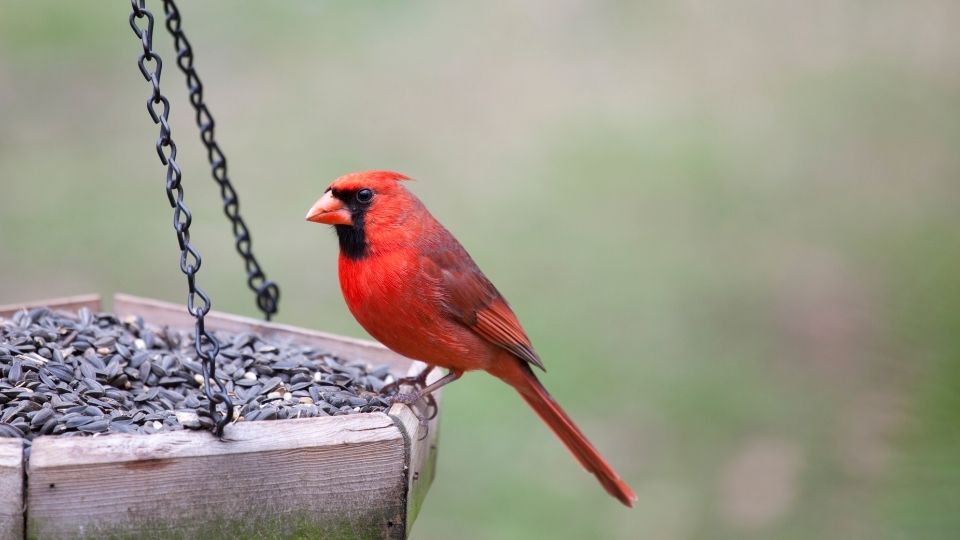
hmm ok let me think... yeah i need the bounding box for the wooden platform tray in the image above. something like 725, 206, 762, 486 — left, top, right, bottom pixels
0, 294, 441, 540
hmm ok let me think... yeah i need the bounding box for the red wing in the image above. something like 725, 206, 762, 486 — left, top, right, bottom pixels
423, 240, 545, 370
473, 298, 545, 370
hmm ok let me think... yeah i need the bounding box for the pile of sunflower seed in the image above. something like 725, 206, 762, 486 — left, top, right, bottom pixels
0, 307, 395, 456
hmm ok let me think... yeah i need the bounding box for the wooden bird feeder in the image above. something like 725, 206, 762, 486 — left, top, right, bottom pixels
0, 294, 441, 539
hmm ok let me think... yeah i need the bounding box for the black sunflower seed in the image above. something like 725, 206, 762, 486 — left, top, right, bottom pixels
1, 306, 399, 446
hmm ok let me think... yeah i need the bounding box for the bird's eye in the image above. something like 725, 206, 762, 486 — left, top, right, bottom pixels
356, 189, 374, 204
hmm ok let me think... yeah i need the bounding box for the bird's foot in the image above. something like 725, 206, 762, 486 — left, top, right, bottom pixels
379, 366, 434, 397
381, 367, 456, 441
386, 391, 438, 441
388, 391, 421, 405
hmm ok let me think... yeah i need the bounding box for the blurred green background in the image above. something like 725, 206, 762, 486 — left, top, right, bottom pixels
1, 1, 958, 538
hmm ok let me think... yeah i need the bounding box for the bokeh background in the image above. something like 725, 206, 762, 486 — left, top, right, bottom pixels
1, 1, 958, 538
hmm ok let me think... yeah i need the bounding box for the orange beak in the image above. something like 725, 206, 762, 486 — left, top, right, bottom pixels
305, 191, 353, 226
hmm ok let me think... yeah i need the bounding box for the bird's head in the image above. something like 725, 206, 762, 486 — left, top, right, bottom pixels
305, 170, 411, 227
305, 170, 418, 259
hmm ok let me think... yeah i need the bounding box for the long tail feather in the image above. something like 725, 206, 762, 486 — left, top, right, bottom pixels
493, 359, 637, 507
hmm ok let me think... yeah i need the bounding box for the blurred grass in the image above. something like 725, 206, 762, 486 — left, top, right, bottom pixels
2, 1, 959, 539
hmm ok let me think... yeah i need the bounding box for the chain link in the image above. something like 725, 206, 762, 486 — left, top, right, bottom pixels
162, 0, 280, 321
129, 0, 232, 436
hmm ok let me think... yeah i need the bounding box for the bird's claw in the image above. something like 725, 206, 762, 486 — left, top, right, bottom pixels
414, 395, 436, 441
385, 390, 438, 441
380, 367, 441, 441
423, 393, 439, 421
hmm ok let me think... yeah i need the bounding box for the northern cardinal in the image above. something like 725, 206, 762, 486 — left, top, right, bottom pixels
306, 170, 636, 507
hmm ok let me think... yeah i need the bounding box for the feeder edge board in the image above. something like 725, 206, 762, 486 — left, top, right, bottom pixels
0, 438, 23, 540
27, 414, 409, 539
0, 294, 101, 319
387, 363, 442, 531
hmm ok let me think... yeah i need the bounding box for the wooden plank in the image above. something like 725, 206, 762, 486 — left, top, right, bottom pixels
0, 438, 23, 540
113, 293, 412, 371
0, 294, 101, 319
28, 414, 410, 539
387, 362, 443, 534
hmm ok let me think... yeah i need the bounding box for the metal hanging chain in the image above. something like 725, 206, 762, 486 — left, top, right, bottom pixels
129, 0, 233, 436
161, 0, 280, 321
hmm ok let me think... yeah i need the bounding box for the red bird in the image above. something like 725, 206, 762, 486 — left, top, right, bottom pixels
306, 170, 636, 507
